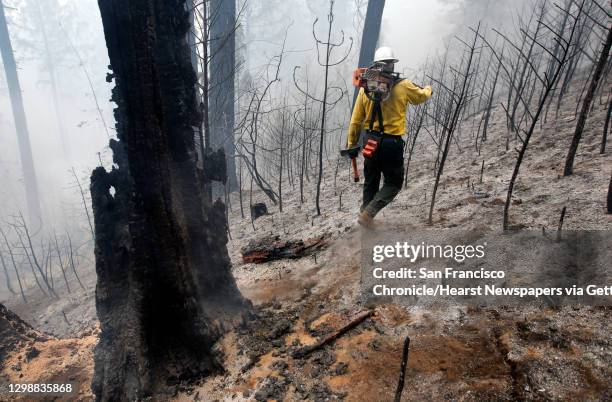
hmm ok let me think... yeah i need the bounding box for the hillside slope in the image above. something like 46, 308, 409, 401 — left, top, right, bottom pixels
190, 81, 611, 401
0, 77, 609, 401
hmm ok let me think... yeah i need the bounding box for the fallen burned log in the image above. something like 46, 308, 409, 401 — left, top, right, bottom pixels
241, 234, 327, 264
292, 309, 374, 358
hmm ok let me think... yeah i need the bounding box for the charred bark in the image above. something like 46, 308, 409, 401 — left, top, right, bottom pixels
608, 171, 612, 214
603, 97, 611, 154
352, 0, 385, 107
241, 234, 327, 264
91, 1, 249, 399
210, 0, 237, 191
0, 249, 15, 295
564, 25, 612, 176
428, 25, 479, 225
0, 227, 26, 303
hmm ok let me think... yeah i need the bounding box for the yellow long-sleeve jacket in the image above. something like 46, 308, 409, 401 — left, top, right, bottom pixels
348, 80, 432, 147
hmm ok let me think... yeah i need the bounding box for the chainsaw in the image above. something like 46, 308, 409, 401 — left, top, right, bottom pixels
352, 65, 401, 102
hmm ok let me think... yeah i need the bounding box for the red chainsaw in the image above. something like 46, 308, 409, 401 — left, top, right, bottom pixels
352, 66, 400, 102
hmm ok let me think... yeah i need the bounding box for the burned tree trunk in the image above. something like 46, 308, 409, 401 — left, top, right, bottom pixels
91, 0, 249, 400
481, 47, 504, 143
210, 0, 237, 191
352, 0, 385, 108
564, 25, 612, 176
0, 227, 26, 303
501, 0, 585, 230
0, 249, 15, 295
608, 171, 612, 214
0, 2, 41, 224
428, 25, 479, 225
603, 97, 611, 154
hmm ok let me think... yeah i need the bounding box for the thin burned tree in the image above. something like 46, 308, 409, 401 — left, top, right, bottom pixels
91, 0, 249, 399
603, 96, 611, 153
52, 230, 71, 294
65, 231, 85, 291
0, 226, 26, 303
71, 167, 95, 240
295, 0, 352, 216
478, 44, 504, 147
606, 170, 612, 214
477, 0, 587, 230
552, 0, 597, 119
0, 245, 15, 296
234, 39, 290, 208
563, 5, 611, 176
427, 24, 480, 225
273, 100, 293, 213
404, 100, 428, 188
505, 2, 548, 135
294, 66, 314, 204
11, 212, 56, 297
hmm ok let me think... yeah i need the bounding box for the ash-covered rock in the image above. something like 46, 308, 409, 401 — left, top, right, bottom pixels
331, 362, 349, 376
309, 348, 336, 378
254, 375, 289, 401
237, 305, 297, 362
25, 346, 40, 361
309, 381, 346, 401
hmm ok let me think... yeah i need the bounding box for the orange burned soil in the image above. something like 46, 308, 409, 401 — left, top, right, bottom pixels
2, 229, 610, 402
1, 333, 96, 401
188, 230, 612, 402
198, 305, 610, 401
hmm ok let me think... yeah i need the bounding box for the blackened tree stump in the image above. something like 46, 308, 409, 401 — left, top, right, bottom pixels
91, 1, 249, 399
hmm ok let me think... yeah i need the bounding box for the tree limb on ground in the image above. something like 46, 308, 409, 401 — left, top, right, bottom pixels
292, 309, 374, 358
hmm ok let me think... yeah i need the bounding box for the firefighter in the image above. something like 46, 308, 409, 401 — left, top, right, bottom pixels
348, 46, 432, 228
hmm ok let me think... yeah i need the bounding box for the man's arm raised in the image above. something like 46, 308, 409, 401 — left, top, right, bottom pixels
404, 80, 433, 105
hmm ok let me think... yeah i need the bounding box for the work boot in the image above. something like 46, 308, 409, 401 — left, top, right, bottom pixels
358, 210, 376, 229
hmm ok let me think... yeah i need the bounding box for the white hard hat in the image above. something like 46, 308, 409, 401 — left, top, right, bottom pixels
373, 46, 399, 63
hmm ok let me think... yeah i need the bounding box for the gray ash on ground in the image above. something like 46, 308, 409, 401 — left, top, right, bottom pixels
309, 348, 337, 379
254, 375, 290, 401
309, 381, 346, 401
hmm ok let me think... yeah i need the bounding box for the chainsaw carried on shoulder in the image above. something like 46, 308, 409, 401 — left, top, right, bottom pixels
352, 65, 401, 102
352, 65, 402, 160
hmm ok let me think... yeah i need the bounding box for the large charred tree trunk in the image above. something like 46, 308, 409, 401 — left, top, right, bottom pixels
91, 0, 249, 400
210, 0, 237, 193
0, 2, 42, 224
